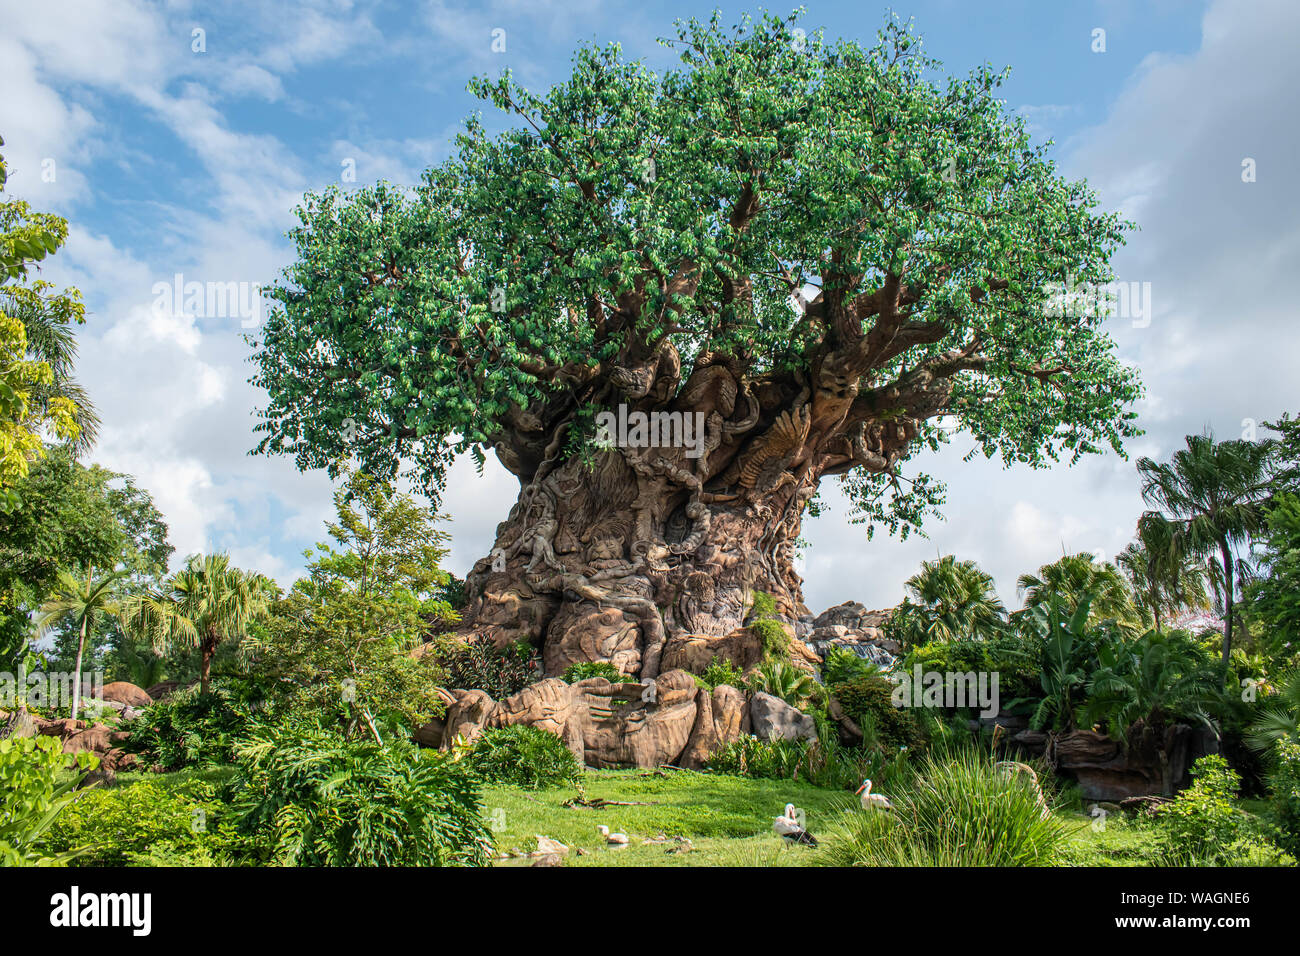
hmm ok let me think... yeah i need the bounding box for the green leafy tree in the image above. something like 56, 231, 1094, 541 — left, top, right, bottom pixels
1137, 431, 1277, 668
0, 135, 87, 510
1242, 493, 1300, 663
120, 553, 275, 696
889, 554, 1005, 648
244, 471, 454, 739
249, 11, 1140, 678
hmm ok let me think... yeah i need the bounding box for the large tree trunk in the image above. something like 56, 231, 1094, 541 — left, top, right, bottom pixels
1219, 539, 1234, 672
449, 338, 940, 678
456, 446, 810, 680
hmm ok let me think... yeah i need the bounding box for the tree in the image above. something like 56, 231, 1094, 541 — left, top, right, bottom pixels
243, 471, 454, 739
1117, 515, 1210, 633
1016, 552, 1139, 628
120, 554, 274, 696
250, 12, 1140, 678
1242, 493, 1300, 664
888, 554, 1005, 647
1137, 432, 1276, 669
0, 448, 171, 665
0, 134, 87, 511
36, 569, 124, 717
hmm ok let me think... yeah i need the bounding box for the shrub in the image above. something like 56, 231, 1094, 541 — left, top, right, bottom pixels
1270, 740, 1300, 856
124, 684, 250, 770
45, 778, 244, 867
1151, 755, 1243, 863
562, 661, 625, 683
746, 659, 823, 712
821, 646, 883, 686
0, 736, 97, 866
830, 675, 926, 751
699, 657, 747, 691
705, 734, 903, 792
232, 723, 490, 866
468, 725, 582, 789
818, 747, 1069, 866
747, 591, 790, 660
442, 638, 539, 698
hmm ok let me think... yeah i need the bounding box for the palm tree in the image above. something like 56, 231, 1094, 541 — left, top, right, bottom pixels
746, 659, 823, 712
1017, 552, 1138, 627
1137, 432, 1277, 668
37, 568, 124, 717
1246, 669, 1300, 754
892, 554, 1006, 647
1081, 629, 1220, 736
1117, 516, 1211, 633
119, 553, 274, 695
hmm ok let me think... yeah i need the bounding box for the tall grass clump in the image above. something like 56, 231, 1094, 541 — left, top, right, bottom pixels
819, 747, 1070, 866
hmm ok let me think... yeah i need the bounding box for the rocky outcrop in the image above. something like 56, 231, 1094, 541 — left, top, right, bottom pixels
1050, 725, 1195, 801
145, 681, 184, 702
659, 626, 763, 674
578, 670, 699, 768
421, 670, 760, 769
441, 689, 497, 746
749, 691, 817, 742
542, 604, 643, 677
1003, 724, 1198, 801
800, 602, 900, 668
101, 682, 153, 709
489, 678, 586, 760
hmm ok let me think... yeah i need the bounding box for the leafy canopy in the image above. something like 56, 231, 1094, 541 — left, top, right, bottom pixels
252, 11, 1139, 533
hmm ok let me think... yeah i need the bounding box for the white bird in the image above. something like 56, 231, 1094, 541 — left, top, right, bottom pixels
856, 779, 893, 811
773, 803, 818, 846
596, 825, 629, 845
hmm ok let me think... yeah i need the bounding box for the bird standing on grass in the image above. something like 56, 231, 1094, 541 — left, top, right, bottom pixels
773, 804, 818, 845
856, 779, 893, 811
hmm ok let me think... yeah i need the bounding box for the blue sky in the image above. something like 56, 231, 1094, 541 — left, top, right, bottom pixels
3, 0, 1297, 613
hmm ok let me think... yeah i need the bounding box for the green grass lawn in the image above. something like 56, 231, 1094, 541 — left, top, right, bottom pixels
483, 768, 851, 867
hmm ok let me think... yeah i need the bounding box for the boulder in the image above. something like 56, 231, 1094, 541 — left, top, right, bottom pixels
677, 687, 716, 770
101, 682, 153, 709
439, 689, 497, 748
38, 717, 86, 739
659, 626, 762, 674
710, 684, 749, 744
576, 670, 699, 768
490, 677, 585, 761
62, 724, 114, 756
1050, 725, 1195, 800
749, 691, 817, 742
145, 681, 183, 701
413, 716, 445, 748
